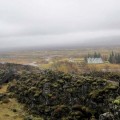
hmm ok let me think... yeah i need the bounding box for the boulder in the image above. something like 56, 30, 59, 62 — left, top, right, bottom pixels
99, 112, 114, 120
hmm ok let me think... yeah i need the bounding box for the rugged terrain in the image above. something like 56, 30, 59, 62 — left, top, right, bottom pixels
0, 63, 120, 120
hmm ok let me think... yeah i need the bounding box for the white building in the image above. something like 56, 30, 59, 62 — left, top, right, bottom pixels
87, 58, 103, 64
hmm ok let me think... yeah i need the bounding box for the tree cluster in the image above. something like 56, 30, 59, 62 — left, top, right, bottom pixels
87, 52, 101, 58
109, 52, 120, 64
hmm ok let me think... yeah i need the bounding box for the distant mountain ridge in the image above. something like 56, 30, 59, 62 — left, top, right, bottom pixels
84, 36, 120, 46
0, 36, 119, 52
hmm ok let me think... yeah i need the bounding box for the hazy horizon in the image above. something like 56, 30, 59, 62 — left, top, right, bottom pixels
0, 0, 120, 50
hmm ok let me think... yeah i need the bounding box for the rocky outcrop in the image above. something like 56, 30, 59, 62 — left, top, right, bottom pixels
99, 112, 114, 120
7, 69, 120, 119
0, 63, 119, 119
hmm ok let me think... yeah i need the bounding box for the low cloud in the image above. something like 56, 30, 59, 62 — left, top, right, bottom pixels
0, 0, 120, 49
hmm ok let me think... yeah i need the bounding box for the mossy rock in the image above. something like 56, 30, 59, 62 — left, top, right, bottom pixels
71, 111, 83, 117
52, 83, 59, 88
113, 96, 120, 105
57, 79, 64, 84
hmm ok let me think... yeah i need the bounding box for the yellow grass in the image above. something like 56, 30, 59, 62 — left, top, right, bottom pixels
0, 84, 43, 120
86, 63, 120, 71
0, 84, 8, 93
0, 98, 25, 120
0, 84, 26, 120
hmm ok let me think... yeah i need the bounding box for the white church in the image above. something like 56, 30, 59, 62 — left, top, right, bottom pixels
87, 57, 103, 64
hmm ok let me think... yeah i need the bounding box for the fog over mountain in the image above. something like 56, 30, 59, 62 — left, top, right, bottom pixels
0, 0, 120, 50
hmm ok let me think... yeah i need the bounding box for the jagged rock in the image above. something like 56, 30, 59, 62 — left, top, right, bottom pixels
0, 63, 119, 120
99, 112, 114, 120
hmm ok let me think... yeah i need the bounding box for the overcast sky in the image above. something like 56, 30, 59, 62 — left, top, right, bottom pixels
0, 0, 120, 49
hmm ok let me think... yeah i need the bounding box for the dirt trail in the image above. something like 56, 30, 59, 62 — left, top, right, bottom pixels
0, 84, 43, 120
0, 84, 26, 120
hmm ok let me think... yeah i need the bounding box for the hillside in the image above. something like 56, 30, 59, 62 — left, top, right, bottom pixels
0, 63, 120, 120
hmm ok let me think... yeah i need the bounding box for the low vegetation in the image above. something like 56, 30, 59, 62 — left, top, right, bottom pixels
0, 63, 119, 119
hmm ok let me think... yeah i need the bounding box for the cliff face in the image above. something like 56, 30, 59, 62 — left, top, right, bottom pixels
0, 63, 120, 120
